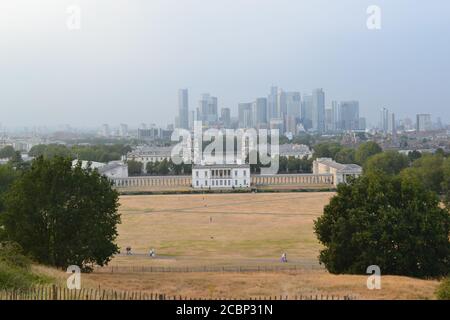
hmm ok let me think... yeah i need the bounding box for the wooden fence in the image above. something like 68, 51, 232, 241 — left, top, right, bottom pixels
94, 264, 324, 274
0, 285, 355, 300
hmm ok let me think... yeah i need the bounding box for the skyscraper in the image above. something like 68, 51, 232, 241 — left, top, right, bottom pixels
388, 112, 396, 137
301, 94, 313, 130
220, 108, 231, 128
325, 108, 334, 132
178, 89, 189, 129
312, 88, 325, 133
277, 88, 287, 120
380, 107, 389, 133
253, 97, 268, 128
416, 114, 432, 132
285, 92, 301, 134
267, 86, 278, 120
198, 93, 218, 125
339, 101, 360, 131
238, 103, 253, 128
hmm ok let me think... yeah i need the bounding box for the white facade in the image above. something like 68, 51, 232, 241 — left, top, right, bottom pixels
192, 164, 251, 189
313, 158, 362, 186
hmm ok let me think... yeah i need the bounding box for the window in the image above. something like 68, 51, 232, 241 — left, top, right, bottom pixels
196, 171, 199, 177
205, 181, 208, 186
243, 170, 246, 177
196, 181, 199, 186
235, 180, 238, 185
244, 179, 246, 185
205, 171, 208, 178
235, 170, 238, 176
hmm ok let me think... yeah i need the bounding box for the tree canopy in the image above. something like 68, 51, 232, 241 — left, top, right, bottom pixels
0, 157, 121, 271
314, 172, 450, 278
354, 141, 382, 165
363, 151, 409, 175
0, 146, 16, 159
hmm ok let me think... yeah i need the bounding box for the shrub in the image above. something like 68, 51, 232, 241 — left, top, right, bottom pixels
436, 278, 450, 300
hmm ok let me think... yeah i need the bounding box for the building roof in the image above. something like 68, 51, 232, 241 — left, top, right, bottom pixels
315, 158, 362, 173
193, 163, 250, 169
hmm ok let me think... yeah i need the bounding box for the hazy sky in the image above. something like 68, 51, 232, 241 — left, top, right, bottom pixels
1, 0, 450, 128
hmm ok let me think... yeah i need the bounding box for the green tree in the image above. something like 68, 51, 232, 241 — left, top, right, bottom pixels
0, 157, 121, 271
127, 160, 143, 176
0, 146, 16, 159
279, 156, 288, 173
354, 141, 382, 165
313, 142, 343, 159
442, 157, 450, 208
28, 144, 72, 159
0, 165, 19, 232
364, 151, 409, 175
407, 150, 422, 163
401, 154, 444, 194
334, 148, 356, 164
157, 159, 170, 175
0, 241, 49, 289
314, 172, 450, 278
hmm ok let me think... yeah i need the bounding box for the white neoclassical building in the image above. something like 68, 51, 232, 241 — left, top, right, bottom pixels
313, 158, 362, 186
192, 164, 251, 189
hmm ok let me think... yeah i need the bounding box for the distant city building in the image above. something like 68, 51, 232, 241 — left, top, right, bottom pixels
192, 164, 250, 189
416, 114, 432, 132
220, 108, 231, 128
269, 118, 284, 133
189, 110, 196, 130
178, 89, 189, 129
285, 92, 301, 134
238, 102, 253, 128
325, 108, 334, 132
380, 107, 390, 133
137, 127, 159, 141
301, 94, 313, 130
339, 101, 360, 131
388, 112, 396, 136
312, 88, 325, 133
358, 117, 367, 131
253, 98, 268, 128
100, 124, 110, 137
279, 144, 313, 159
277, 88, 287, 119
268, 86, 279, 120
198, 93, 218, 126
119, 124, 128, 137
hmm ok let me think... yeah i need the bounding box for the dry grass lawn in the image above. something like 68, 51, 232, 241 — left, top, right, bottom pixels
35, 192, 441, 300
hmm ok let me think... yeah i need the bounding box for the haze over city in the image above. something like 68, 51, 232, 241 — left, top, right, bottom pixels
1, 0, 450, 128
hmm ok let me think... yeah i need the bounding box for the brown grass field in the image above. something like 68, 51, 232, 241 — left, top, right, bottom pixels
36, 192, 441, 299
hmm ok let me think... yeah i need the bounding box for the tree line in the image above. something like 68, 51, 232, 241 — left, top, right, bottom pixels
127, 158, 192, 176
314, 142, 450, 278
28, 144, 132, 163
